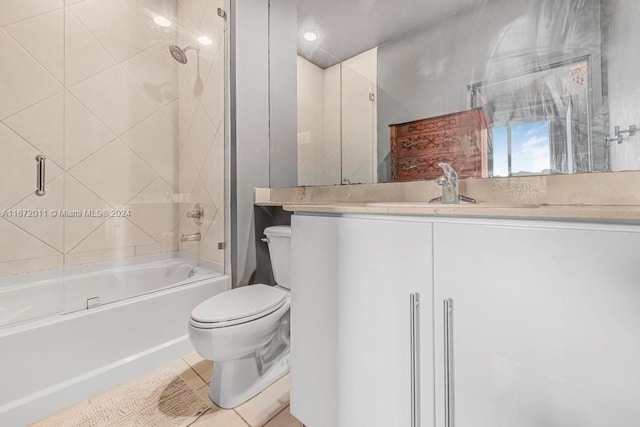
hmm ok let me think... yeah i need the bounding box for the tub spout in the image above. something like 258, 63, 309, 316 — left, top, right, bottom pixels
180, 232, 201, 242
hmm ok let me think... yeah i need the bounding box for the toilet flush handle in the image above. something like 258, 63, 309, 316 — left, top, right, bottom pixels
261, 237, 270, 244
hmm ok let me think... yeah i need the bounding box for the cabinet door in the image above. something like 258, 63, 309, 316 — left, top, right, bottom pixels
337, 217, 433, 427
291, 214, 340, 427
433, 221, 640, 427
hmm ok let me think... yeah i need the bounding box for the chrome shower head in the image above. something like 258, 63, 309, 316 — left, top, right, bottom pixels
169, 44, 197, 64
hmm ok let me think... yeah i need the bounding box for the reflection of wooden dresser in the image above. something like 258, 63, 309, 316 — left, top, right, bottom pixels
390, 109, 488, 181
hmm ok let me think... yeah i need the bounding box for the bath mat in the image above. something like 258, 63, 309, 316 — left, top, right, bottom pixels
31, 366, 210, 427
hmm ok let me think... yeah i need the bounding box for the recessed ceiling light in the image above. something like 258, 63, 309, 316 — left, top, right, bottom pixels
153, 16, 171, 27
303, 31, 318, 42
198, 36, 213, 46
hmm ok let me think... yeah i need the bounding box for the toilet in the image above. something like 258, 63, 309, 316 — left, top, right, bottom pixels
188, 225, 292, 409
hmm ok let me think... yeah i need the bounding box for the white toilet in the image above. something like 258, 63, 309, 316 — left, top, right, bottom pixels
188, 225, 292, 409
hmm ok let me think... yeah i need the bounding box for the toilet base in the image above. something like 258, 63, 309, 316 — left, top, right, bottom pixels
208, 347, 290, 409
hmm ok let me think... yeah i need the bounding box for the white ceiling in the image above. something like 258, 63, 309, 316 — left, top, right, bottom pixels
297, 0, 485, 68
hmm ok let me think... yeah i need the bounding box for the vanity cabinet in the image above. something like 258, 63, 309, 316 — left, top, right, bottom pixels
291, 214, 640, 427
291, 215, 434, 427
432, 221, 640, 427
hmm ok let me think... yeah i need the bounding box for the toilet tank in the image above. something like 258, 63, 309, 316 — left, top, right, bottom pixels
264, 226, 291, 289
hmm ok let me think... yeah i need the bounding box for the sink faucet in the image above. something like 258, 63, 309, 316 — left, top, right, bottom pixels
429, 162, 476, 204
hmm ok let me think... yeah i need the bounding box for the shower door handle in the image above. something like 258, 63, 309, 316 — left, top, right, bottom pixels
35, 155, 46, 196
410, 292, 420, 427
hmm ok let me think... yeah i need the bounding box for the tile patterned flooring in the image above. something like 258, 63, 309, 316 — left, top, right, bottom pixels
38, 353, 302, 427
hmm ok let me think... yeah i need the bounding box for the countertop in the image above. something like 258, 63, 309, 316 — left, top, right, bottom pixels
280, 202, 640, 222
256, 171, 640, 223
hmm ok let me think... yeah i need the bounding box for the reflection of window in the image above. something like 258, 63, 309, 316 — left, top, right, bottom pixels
491, 121, 551, 177
469, 57, 592, 176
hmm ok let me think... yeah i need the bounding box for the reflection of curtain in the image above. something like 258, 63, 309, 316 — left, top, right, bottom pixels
471, 59, 591, 175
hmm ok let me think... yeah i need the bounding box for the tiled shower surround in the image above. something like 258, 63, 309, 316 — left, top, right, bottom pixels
0, 0, 225, 276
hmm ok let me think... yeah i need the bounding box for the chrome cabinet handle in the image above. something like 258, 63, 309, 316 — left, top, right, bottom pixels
410, 292, 421, 427
35, 155, 46, 196
443, 299, 453, 427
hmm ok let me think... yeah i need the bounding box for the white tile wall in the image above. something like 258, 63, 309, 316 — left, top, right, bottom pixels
0, 0, 225, 276
297, 56, 325, 186
0, 29, 62, 120
0, 0, 182, 276
177, 0, 225, 265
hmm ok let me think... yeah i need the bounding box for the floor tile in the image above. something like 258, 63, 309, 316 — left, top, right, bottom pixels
184, 352, 214, 384
193, 360, 214, 384
183, 351, 205, 367
263, 406, 302, 427
169, 359, 207, 392
189, 407, 248, 427
235, 375, 291, 427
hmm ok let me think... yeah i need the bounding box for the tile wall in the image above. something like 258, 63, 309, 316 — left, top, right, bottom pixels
176, 0, 225, 266
0, 0, 225, 276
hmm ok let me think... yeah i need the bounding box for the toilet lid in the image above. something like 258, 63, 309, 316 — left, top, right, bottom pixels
191, 284, 288, 324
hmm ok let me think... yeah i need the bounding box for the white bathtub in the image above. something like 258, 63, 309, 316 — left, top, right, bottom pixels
0, 253, 230, 427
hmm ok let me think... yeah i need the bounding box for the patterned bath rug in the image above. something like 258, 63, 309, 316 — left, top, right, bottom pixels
31, 366, 210, 427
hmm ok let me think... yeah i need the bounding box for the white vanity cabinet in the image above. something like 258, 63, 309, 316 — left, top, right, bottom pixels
432, 221, 640, 427
291, 214, 434, 427
290, 214, 340, 426
291, 214, 640, 427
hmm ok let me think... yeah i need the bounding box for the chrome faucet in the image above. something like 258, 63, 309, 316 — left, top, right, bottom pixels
429, 162, 476, 204
180, 232, 201, 242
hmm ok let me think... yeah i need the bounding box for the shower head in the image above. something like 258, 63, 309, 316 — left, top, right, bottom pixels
169, 44, 198, 64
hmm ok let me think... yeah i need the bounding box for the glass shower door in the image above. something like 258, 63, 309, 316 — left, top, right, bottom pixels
0, 4, 65, 326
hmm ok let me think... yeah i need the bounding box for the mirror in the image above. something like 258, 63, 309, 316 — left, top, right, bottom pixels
290, 0, 639, 186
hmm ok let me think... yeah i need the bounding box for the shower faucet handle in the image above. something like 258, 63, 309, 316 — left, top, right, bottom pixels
186, 204, 204, 225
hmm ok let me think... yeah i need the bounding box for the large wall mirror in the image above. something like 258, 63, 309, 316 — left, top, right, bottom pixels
287, 0, 640, 186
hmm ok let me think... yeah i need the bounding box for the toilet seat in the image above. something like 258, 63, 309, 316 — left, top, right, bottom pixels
190, 284, 289, 329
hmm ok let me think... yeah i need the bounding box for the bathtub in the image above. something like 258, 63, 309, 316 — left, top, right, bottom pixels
0, 253, 230, 427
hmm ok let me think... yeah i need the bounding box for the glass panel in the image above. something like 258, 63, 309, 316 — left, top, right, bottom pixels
0, 4, 65, 326
61, 0, 226, 313
177, 0, 227, 276
1, 0, 227, 324
63, 0, 183, 312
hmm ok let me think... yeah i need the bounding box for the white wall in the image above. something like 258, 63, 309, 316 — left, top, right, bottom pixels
269, 0, 298, 188
604, 0, 640, 171
231, 0, 270, 286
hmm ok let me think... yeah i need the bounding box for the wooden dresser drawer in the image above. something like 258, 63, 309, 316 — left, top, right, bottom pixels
394, 113, 472, 138
393, 154, 483, 181
389, 109, 488, 181
392, 127, 470, 159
